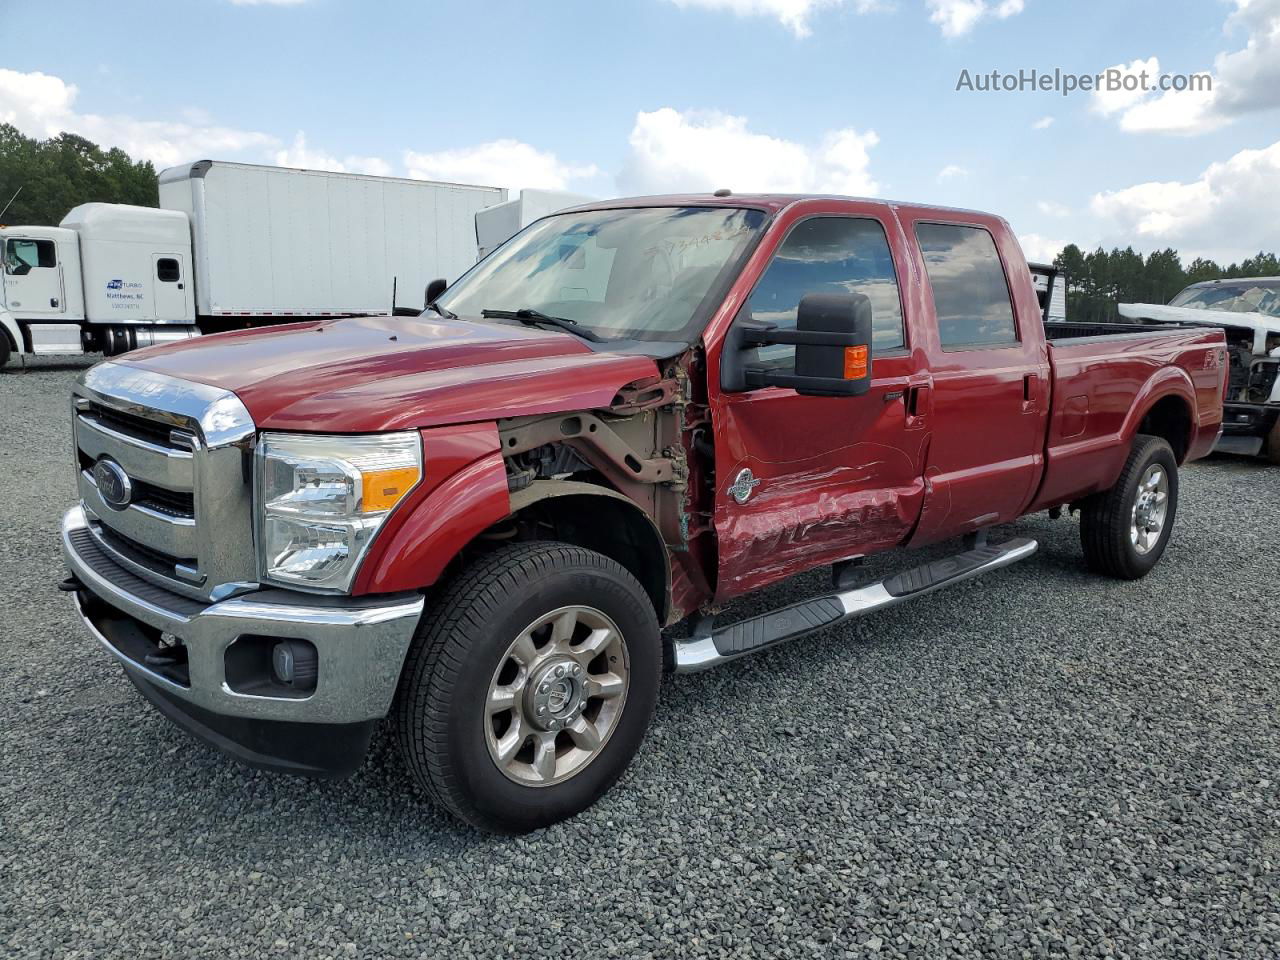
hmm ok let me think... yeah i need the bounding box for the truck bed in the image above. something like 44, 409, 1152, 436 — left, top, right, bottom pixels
1042, 320, 1196, 340
1030, 324, 1226, 512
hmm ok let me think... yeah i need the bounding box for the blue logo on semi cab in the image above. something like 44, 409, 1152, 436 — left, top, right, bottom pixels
107, 279, 123, 290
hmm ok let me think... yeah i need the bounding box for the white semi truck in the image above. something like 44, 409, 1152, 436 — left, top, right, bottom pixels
0, 161, 509, 367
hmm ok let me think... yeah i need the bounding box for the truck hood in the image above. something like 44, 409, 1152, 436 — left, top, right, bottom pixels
118, 314, 663, 432
1119, 302, 1280, 339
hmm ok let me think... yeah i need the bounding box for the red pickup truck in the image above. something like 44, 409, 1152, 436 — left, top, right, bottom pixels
62, 194, 1226, 833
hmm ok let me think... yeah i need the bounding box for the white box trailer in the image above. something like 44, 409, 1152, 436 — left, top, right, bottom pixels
475, 189, 598, 259
161, 161, 505, 318
1, 161, 506, 366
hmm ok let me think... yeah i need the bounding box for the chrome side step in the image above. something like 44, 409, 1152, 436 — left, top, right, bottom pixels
673, 537, 1038, 673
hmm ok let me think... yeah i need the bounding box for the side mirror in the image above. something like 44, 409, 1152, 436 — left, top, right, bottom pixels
425, 278, 447, 306
721, 292, 874, 397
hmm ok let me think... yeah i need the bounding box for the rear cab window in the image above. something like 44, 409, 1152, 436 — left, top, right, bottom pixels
746, 216, 906, 368
915, 223, 1018, 350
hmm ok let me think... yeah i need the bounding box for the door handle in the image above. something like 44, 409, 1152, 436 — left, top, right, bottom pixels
50, 297, 59, 308
1022, 374, 1039, 411
908, 384, 931, 417
905, 384, 931, 428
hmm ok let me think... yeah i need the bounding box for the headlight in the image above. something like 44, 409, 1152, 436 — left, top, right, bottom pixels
256, 432, 422, 592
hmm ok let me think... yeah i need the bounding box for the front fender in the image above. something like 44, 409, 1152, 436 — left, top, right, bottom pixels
352, 423, 510, 595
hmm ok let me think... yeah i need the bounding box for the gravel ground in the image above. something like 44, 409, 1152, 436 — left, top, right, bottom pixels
3, 357, 1279, 959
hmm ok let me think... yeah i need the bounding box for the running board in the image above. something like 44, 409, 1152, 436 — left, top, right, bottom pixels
673, 537, 1038, 673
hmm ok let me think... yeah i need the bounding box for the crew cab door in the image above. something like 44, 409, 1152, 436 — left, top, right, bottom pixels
900, 214, 1049, 545
3, 236, 65, 317
708, 205, 929, 602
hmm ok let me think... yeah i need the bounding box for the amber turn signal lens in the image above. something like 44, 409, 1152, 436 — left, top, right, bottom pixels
843, 345, 869, 380
361, 466, 421, 512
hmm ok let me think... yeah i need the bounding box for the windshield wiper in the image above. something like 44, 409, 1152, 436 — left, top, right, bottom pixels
481, 308, 606, 343
426, 301, 459, 320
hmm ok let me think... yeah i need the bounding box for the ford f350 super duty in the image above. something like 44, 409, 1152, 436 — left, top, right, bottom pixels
60, 194, 1227, 833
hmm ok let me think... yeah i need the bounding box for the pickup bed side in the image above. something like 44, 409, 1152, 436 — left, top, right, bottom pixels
1030, 328, 1227, 512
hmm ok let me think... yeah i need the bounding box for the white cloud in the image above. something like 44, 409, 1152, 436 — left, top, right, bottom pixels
618, 107, 879, 195
1018, 233, 1064, 264
662, 0, 883, 37
1036, 200, 1070, 217
1099, 0, 1280, 135
1091, 57, 1161, 116
1032, 115, 1054, 130
403, 139, 600, 191
937, 164, 968, 182
926, 0, 1024, 38
1214, 0, 1280, 114
1090, 139, 1280, 262
273, 132, 392, 177
0, 68, 277, 169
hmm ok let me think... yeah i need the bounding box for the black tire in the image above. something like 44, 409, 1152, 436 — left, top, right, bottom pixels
394, 541, 661, 833
1080, 434, 1179, 580
0, 332, 11, 369
1264, 418, 1280, 466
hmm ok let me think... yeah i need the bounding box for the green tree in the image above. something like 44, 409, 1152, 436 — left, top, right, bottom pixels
0, 124, 157, 226
1184, 257, 1223, 285
1144, 249, 1184, 305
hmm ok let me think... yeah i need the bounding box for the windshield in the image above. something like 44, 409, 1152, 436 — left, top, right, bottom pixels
1169, 281, 1280, 318
438, 206, 768, 343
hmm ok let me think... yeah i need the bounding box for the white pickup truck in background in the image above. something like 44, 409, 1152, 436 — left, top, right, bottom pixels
1121, 277, 1280, 461
0, 161, 591, 368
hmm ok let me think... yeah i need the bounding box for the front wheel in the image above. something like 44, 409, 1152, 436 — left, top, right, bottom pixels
394, 542, 661, 833
1080, 434, 1179, 580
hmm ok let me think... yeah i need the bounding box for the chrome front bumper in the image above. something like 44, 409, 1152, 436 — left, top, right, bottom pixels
61, 505, 424, 727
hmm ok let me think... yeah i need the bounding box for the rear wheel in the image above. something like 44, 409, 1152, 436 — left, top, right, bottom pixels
394, 542, 661, 833
1080, 434, 1179, 580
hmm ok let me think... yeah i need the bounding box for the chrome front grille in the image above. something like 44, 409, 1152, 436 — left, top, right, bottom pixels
72, 361, 259, 603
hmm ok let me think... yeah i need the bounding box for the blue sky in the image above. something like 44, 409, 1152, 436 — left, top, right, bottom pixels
2, 0, 1278, 263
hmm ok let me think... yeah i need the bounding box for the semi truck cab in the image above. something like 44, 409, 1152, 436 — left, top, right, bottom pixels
1, 205, 198, 364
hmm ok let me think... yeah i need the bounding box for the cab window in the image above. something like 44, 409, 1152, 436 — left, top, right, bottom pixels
746, 217, 905, 368
4, 238, 56, 276
915, 223, 1018, 349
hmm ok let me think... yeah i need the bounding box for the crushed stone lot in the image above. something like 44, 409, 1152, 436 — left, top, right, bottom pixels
2, 357, 1279, 959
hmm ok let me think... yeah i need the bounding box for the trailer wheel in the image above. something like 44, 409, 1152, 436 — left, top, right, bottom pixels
1080, 434, 1179, 580
394, 541, 661, 833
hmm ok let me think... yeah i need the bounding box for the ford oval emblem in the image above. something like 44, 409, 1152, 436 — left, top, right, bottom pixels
93, 458, 133, 511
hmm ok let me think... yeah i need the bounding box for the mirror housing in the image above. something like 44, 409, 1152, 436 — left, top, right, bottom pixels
424, 278, 447, 307
721, 292, 874, 398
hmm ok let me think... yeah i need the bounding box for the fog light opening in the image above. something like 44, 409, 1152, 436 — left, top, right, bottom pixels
225, 635, 318, 699
272, 639, 319, 691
